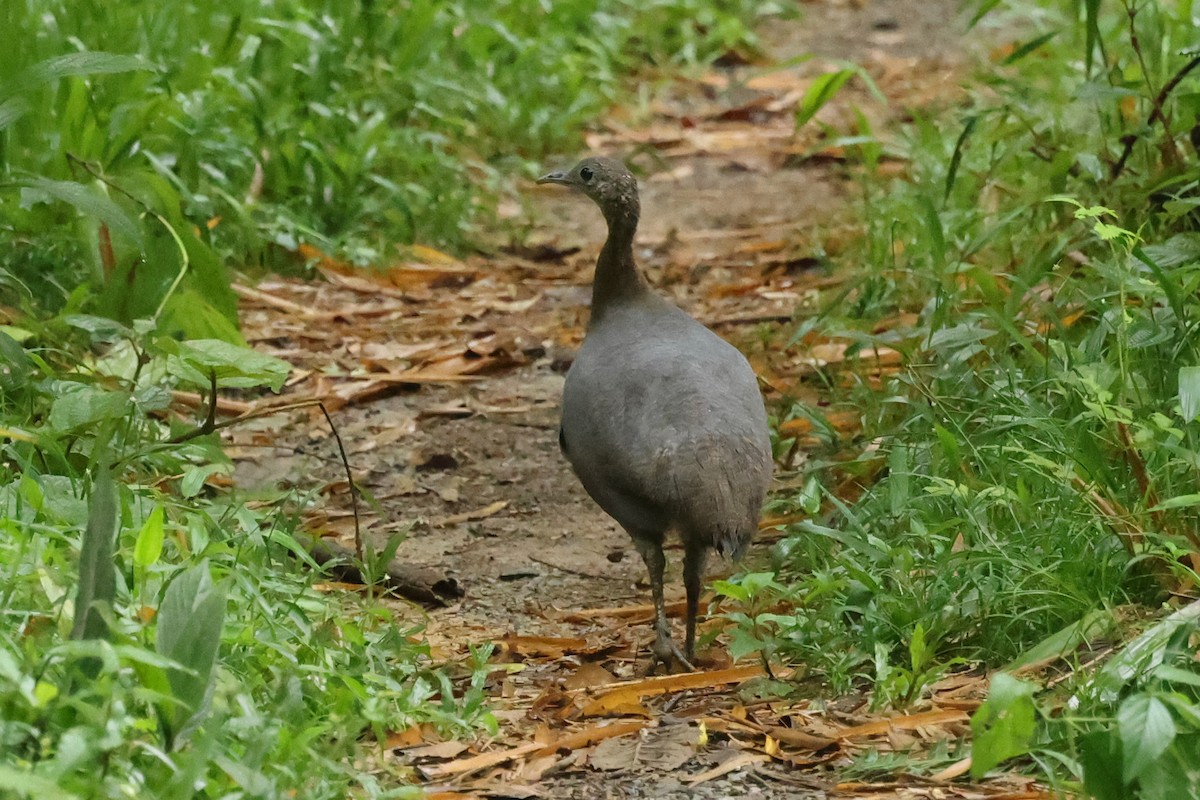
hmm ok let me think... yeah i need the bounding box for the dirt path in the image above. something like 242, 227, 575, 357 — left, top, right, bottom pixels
231, 3, 1005, 797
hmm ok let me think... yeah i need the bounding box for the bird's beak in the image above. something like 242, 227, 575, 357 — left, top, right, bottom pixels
536, 169, 571, 186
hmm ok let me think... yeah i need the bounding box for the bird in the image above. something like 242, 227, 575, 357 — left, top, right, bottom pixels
537, 157, 773, 672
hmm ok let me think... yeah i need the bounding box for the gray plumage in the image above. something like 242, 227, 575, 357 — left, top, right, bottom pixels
537, 157, 772, 672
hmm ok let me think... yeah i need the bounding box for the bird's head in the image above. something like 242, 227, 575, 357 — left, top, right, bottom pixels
537, 157, 639, 222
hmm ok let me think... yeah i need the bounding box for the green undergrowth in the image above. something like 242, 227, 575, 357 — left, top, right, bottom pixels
1, 0, 770, 331
724, 0, 1200, 796
0, 316, 496, 798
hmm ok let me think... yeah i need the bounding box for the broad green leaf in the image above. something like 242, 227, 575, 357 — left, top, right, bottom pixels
1118, 694, 1176, 781
159, 287, 244, 343
712, 579, 749, 603
0, 765, 79, 800
0, 51, 152, 98
0, 330, 32, 393
157, 561, 225, 744
179, 464, 225, 498
1150, 493, 1200, 511
1141, 233, 1200, 268
798, 474, 822, 515
908, 623, 929, 672
726, 625, 767, 661
164, 338, 290, 391
48, 387, 131, 432
1080, 730, 1126, 800
64, 314, 132, 343
1005, 608, 1117, 671
738, 572, 780, 597
0, 95, 29, 130
1179, 367, 1200, 423
16, 177, 143, 247
1088, 602, 1200, 701
970, 673, 1038, 777
1153, 665, 1200, 689
70, 467, 118, 642
795, 68, 856, 128
134, 505, 165, 568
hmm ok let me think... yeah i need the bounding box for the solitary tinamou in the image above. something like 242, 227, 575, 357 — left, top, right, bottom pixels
537, 157, 773, 672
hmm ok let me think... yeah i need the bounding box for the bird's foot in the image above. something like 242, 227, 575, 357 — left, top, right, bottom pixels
644, 634, 697, 675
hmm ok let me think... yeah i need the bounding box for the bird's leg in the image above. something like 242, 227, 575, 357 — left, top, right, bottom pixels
632, 535, 695, 674
683, 543, 707, 662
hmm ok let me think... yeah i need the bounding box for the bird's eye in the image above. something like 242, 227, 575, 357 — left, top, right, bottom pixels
579, 166, 594, 182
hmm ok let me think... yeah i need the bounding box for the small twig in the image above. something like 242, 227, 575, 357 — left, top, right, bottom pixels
314, 401, 362, 561
1148, 55, 1200, 130
1110, 54, 1200, 180
529, 554, 630, 581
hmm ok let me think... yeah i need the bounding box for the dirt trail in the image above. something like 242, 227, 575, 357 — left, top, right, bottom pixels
232, 2, 997, 797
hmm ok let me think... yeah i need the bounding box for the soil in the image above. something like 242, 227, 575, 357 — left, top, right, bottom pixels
230, 2, 1000, 797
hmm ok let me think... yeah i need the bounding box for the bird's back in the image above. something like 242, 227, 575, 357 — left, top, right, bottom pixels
560, 295, 771, 554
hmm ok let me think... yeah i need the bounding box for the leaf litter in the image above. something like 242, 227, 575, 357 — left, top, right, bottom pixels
212, 1, 1067, 797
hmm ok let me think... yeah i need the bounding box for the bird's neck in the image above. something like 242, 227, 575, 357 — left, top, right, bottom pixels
592, 204, 649, 319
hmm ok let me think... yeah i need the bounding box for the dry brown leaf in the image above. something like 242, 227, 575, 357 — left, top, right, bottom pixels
837, 708, 970, 740
401, 740, 471, 760
589, 724, 698, 772
685, 751, 770, 786
433, 500, 509, 528
384, 725, 428, 749
420, 741, 546, 780
580, 664, 765, 717
517, 754, 559, 783
341, 370, 483, 385
557, 599, 692, 624
534, 719, 647, 758
498, 634, 591, 659
800, 341, 903, 371
762, 725, 838, 751
777, 409, 862, 439
232, 282, 318, 317
563, 662, 619, 691
930, 756, 973, 782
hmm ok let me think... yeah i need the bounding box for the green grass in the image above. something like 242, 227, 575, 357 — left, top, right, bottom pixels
0, 318, 500, 798
724, 0, 1200, 795
1, 0, 769, 328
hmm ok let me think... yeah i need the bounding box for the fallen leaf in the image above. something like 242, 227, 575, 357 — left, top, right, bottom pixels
535, 719, 647, 758
498, 634, 591, 659
401, 740, 471, 760
563, 662, 618, 691
836, 708, 970, 740
762, 725, 837, 751
580, 664, 765, 717
685, 751, 770, 786
433, 500, 509, 528
589, 724, 698, 772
